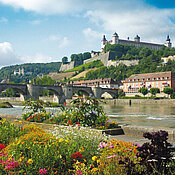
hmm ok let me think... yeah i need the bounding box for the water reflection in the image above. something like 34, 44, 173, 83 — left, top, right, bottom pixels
103, 104, 175, 128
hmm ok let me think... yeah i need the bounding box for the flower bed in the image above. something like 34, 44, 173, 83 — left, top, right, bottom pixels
22, 97, 120, 131
0, 119, 175, 175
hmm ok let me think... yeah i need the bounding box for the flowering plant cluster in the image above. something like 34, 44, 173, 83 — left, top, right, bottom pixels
51, 97, 119, 130
23, 112, 51, 122
1, 119, 175, 175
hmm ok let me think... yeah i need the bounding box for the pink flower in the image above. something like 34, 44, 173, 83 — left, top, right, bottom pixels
98, 142, 107, 148
108, 145, 114, 149
107, 154, 117, 159
76, 170, 83, 175
39, 168, 48, 175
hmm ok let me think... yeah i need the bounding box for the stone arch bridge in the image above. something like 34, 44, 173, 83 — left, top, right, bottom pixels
0, 84, 118, 104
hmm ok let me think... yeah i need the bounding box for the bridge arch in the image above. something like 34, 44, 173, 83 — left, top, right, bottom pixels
36, 86, 64, 103
0, 84, 27, 101
99, 89, 118, 99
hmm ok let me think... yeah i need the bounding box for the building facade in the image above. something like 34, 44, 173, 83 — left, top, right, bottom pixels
123, 71, 175, 93
101, 33, 172, 51
72, 78, 121, 89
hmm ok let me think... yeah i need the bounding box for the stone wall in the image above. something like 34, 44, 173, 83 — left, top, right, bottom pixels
84, 51, 139, 67
59, 61, 75, 72
107, 60, 139, 67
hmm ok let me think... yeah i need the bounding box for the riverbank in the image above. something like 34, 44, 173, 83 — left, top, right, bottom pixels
1, 114, 175, 145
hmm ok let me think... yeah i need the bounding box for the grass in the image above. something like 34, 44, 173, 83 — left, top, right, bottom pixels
64, 60, 103, 73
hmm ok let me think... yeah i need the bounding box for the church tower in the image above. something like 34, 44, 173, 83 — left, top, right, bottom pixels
165, 35, 172, 48
101, 35, 107, 51
112, 32, 119, 44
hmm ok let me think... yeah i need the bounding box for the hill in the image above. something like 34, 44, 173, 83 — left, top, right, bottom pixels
0, 62, 61, 83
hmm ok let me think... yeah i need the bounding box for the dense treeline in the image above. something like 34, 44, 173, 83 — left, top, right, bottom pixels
104, 43, 175, 60
0, 62, 61, 83
86, 45, 175, 80
70, 52, 91, 62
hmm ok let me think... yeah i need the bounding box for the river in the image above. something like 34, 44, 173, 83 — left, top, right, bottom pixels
0, 103, 175, 128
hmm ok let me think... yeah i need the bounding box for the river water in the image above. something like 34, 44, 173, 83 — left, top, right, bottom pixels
0, 103, 175, 128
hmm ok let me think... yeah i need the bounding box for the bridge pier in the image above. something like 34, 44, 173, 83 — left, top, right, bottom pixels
91, 87, 102, 98
62, 85, 74, 99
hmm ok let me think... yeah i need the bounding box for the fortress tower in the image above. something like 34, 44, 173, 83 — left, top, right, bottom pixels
101, 32, 172, 51
165, 35, 172, 48
112, 32, 119, 44
101, 35, 107, 51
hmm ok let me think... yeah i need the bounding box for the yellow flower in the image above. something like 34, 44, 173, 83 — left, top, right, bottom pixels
65, 140, 69, 143
79, 146, 85, 152
19, 121, 22, 124
59, 138, 63, 142
97, 159, 101, 164
92, 168, 98, 172
19, 157, 24, 162
92, 156, 98, 161
11, 123, 14, 125
27, 159, 33, 164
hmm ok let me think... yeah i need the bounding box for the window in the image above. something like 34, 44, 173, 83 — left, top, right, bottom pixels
157, 77, 160, 80
161, 77, 164, 80
165, 77, 169, 80
152, 78, 155, 80
147, 78, 150, 81
142, 78, 145, 81
133, 79, 135, 82
129, 79, 132, 82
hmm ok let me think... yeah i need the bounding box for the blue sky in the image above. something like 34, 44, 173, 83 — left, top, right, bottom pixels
0, 0, 175, 67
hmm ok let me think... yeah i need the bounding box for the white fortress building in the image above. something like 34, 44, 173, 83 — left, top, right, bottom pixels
101, 33, 172, 51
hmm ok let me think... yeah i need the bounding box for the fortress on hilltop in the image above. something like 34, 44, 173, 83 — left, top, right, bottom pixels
59, 32, 173, 72
101, 33, 172, 51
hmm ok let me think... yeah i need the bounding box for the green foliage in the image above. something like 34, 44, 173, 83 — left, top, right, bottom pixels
65, 60, 103, 73
118, 89, 125, 98
62, 56, 68, 64
85, 45, 175, 81
150, 88, 160, 96
31, 75, 56, 85
163, 87, 174, 97
70, 52, 91, 62
0, 119, 26, 145
0, 62, 61, 83
51, 97, 119, 130
22, 99, 52, 122
138, 87, 148, 96
1, 88, 20, 97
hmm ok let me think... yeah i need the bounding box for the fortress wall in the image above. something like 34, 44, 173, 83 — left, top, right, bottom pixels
59, 61, 75, 72
84, 52, 110, 66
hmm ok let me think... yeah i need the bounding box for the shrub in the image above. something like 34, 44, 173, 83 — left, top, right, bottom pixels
0, 119, 25, 146
51, 97, 119, 129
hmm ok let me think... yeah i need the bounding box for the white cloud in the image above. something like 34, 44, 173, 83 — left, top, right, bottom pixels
0, 0, 87, 15
0, 42, 21, 66
30, 19, 41, 25
83, 28, 102, 40
85, 1, 175, 45
20, 53, 57, 63
58, 37, 69, 48
47, 35, 70, 48
0, 17, 8, 23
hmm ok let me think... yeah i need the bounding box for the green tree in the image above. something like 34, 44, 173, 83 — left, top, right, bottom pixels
150, 88, 160, 96
163, 87, 174, 98
138, 87, 148, 97
62, 57, 68, 64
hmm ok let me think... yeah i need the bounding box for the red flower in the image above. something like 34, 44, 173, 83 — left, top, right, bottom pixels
71, 152, 83, 159
0, 143, 6, 150
64, 102, 66, 106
